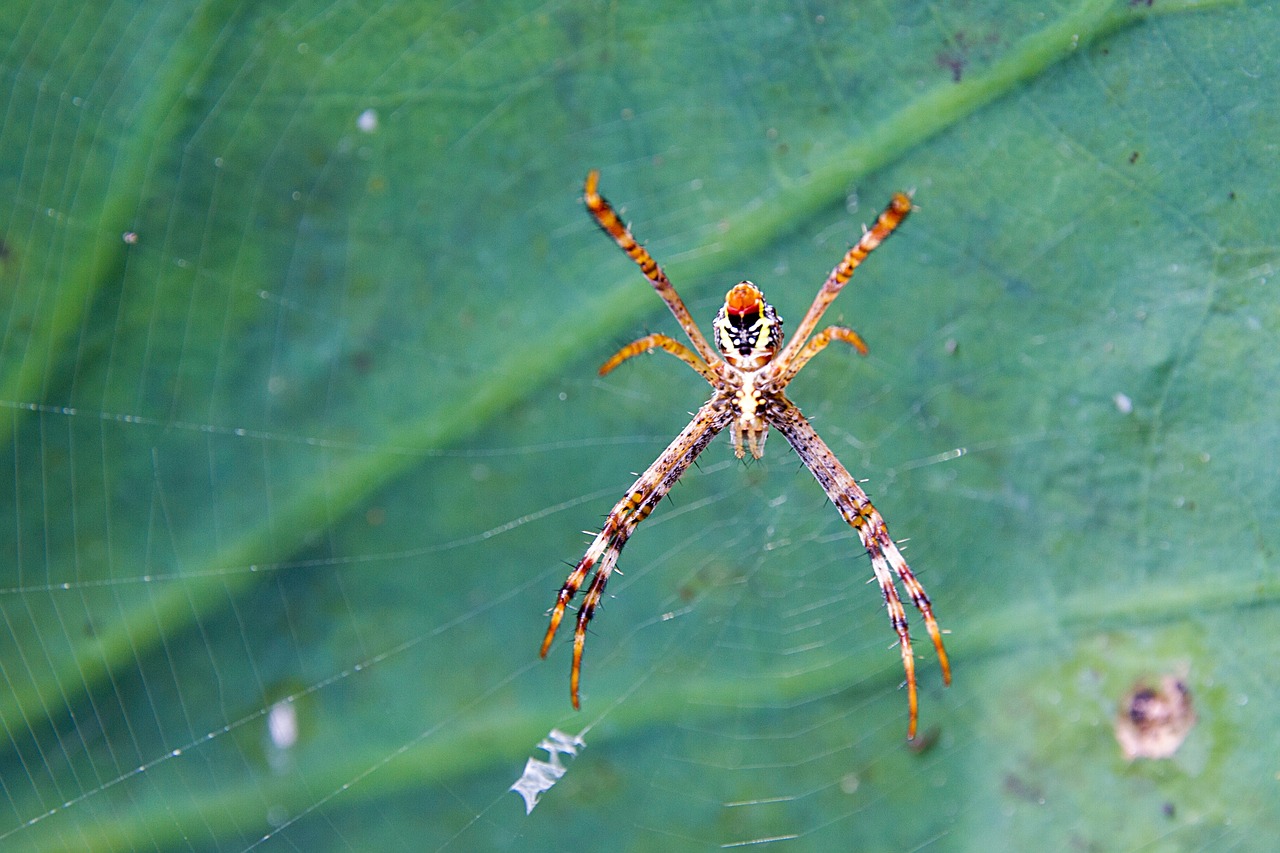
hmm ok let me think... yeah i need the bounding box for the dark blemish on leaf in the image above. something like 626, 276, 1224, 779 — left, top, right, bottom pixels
936, 49, 965, 82
1003, 773, 1044, 804
1128, 151, 1140, 165
936, 29, 1000, 83
1115, 674, 1196, 760
1228, 191, 1237, 200
1129, 0, 1154, 6
936, 30, 970, 82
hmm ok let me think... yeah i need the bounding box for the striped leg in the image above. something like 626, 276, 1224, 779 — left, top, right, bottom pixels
768, 398, 949, 739
542, 399, 731, 708
583, 171, 721, 366
779, 325, 869, 384
774, 192, 912, 371
598, 333, 716, 382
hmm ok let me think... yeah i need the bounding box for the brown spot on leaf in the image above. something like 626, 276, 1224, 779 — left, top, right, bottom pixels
1114, 674, 1196, 760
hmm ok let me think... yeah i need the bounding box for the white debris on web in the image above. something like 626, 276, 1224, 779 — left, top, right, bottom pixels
266, 699, 299, 774
510, 728, 586, 814
267, 700, 298, 751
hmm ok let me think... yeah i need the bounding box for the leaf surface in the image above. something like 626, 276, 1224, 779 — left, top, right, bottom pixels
0, 1, 1275, 849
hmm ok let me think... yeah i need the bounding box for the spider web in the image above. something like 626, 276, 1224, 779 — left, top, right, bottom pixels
2, 2, 1279, 851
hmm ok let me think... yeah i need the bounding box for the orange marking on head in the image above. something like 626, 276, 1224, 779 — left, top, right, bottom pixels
724, 282, 763, 316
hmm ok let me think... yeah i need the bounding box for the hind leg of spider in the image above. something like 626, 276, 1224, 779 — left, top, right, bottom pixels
542, 400, 730, 708
541, 523, 621, 659
768, 398, 948, 739
542, 524, 629, 710
880, 534, 951, 687
866, 549, 922, 739
567, 544, 629, 707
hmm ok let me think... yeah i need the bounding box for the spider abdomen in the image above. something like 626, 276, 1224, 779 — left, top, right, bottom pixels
726, 374, 770, 459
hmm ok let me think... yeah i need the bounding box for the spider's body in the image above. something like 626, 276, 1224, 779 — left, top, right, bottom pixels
713, 282, 781, 457
541, 171, 950, 738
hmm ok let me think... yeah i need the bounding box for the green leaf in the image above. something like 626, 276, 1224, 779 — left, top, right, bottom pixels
2, 0, 1276, 850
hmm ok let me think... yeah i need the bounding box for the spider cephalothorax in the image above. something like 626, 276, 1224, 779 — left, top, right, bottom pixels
713, 281, 783, 370
540, 171, 948, 739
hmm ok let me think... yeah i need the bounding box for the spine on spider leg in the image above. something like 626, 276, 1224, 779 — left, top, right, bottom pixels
540, 479, 656, 664
540, 516, 624, 658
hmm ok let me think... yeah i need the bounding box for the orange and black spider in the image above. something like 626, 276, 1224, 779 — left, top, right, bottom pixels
541, 171, 950, 739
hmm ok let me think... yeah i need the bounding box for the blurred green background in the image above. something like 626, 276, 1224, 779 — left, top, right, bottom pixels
1, 0, 1277, 850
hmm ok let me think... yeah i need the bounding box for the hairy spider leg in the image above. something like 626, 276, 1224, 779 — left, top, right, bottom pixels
541, 400, 732, 708
583, 170, 721, 368
779, 325, 869, 384
768, 398, 950, 739
598, 333, 716, 383
773, 192, 912, 377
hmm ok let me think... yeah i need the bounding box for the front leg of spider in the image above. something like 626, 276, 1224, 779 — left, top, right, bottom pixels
541, 172, 949, 739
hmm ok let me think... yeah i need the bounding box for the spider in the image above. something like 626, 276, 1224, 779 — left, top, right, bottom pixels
540, 170, 950, 739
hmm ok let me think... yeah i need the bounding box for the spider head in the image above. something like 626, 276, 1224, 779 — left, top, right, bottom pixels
714, 281, 783, 370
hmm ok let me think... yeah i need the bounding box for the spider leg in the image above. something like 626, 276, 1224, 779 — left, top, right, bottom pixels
867, 544, 919, 738
878, 528, 951, 688
767, 397, 948, 740
584, 170, 721, 367
542, 398, 732, 708
540, 518, 624, 662
774, 192, 911, 377
599, 333, 716, 383
779, 325, 868, 384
